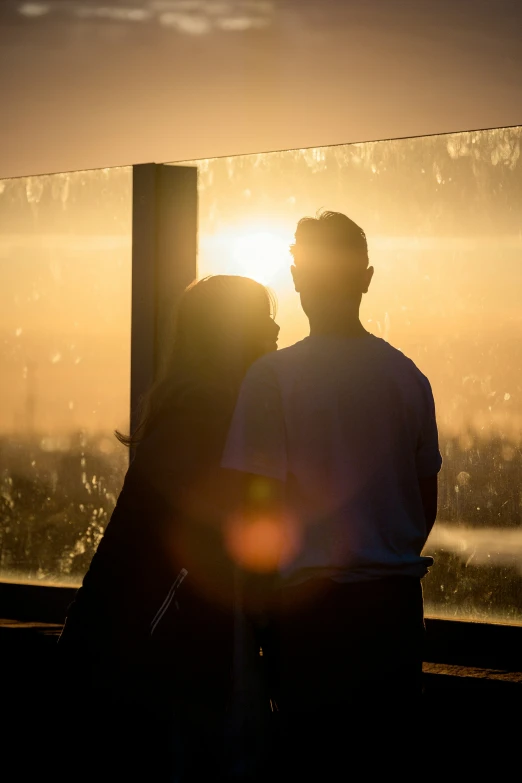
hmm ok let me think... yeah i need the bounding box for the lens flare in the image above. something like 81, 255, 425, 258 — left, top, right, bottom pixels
224, 513, 301, 573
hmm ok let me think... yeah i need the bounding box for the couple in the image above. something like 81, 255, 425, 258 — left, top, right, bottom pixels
58, 210, 442, 779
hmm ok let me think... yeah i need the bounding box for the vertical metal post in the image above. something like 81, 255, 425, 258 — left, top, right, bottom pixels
155, 165, 198, 378
130, 163, 198, 442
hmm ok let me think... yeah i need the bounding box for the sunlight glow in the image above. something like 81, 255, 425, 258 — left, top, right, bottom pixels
200, 226, 293, 286
231, 231, 290, 284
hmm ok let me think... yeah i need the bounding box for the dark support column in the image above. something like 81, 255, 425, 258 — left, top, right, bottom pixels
130, 164, 156, 439
130, 164, 198, 439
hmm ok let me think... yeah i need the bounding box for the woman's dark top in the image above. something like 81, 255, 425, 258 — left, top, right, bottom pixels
58, 383, 240, 724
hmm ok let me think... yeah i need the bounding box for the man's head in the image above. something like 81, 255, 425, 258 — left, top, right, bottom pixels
290, 210, 374, 318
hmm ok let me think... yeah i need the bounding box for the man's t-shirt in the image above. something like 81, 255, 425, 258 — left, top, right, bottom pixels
222, 334, 442, 585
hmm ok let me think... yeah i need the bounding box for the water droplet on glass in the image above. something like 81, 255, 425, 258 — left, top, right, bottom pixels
25, 176, 44, 204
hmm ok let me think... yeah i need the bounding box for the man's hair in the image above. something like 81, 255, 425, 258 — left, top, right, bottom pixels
290, 210, 369, 268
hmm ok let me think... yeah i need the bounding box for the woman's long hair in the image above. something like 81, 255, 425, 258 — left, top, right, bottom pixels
115, 275, 276, 449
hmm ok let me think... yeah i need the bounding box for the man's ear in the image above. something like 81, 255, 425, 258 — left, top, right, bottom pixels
361, 265, 374, 294
291, 265, 301, 293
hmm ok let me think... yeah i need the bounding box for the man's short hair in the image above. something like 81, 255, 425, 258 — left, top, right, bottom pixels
290, 210, 369, 269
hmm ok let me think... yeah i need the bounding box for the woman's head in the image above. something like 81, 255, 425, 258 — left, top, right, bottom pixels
117, 275, 279, 447
173, 274, 279, 376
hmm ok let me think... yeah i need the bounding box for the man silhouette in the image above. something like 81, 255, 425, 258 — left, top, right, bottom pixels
222, 210, 442, 769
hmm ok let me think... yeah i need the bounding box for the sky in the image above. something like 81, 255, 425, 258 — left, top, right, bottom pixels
1, 0, 522, 179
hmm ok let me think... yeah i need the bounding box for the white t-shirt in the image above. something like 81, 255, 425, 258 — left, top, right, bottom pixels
222, 334, 442, 584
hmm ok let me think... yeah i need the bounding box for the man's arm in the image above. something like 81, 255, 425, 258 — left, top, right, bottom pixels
416, 375, 442, 538
221, 358, 287, 490
418, 474, 438, 538
221, 358, 288, 609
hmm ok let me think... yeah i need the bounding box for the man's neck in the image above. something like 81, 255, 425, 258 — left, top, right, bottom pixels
308, 307, 368, 339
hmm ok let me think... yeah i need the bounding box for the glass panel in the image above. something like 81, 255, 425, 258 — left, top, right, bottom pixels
172, 125, 522, 625
0, 167, 132, 586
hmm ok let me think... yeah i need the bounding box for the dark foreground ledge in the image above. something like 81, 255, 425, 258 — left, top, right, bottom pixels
1, 581, 522, 731
2, 580, 522, 666
1, 614, 521, 768
1, 618, 521, 705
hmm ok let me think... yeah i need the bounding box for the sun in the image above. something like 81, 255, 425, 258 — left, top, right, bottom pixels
199, 226, 292, 286
230, 231, 291, 285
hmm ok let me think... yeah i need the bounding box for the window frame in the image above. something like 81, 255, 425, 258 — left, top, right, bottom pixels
0, 161, 521, 674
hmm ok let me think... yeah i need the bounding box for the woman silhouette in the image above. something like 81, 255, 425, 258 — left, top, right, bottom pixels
57, 275, 279, 780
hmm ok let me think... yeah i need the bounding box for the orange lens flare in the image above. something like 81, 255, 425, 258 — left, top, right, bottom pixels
224, 513, 301, 573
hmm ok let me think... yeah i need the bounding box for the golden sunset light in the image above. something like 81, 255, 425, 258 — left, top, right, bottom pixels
199, 225, 293, 286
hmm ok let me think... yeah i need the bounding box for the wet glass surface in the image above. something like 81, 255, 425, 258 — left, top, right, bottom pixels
0, 167, 131, 584
174, 126, 522, 624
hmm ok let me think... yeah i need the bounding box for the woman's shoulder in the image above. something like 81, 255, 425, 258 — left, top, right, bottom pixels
134, 382, 237, 462
178, 380, 236, 410
162, 381, 237, 431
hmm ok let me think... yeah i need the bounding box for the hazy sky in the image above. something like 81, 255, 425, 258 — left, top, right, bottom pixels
1, 0, 522, 179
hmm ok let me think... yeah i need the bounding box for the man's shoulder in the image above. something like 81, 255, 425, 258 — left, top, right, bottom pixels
248, 336, 434, 393
269, 338, 310, 361
247, 339, 309, 375
376, 339, 434, 392
371, 337, 417, 367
